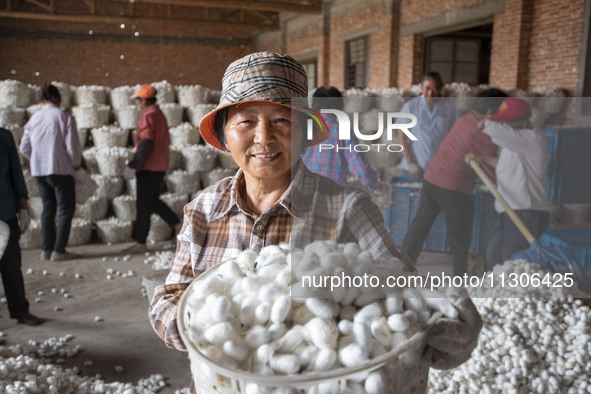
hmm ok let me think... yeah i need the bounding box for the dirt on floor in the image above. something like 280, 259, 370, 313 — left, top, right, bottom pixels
0, 240, 191, 393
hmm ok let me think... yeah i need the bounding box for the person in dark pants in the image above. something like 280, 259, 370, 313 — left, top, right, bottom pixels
0, 128, 43, 326
20, 84, 82, 262
401, 88, 508, 276
123, 84, 181, 254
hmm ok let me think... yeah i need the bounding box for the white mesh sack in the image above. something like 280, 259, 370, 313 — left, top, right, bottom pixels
95, 147, 133, 176
96, 217, 133, 244
67, 218, 92, 246
0, 80, 34, 108
165, 170, 200, 195
114, 105, 140, 129
201, 168, 236, 188
177, 85, 209, 107
82, 146, 100, 174
160, 192, 189, 218
26, 103, 43, 118
147, 214, 172, 243
186, 104, 216, 127
91, 174, 125, 200
72, 104, 110, 129
169, 122, 200, 146
342, 88, 375, 113
374, 88, 407, 112
78, 128, 88, 148
28, 196, 43, 219
207, 89, 222, 104
181, 145, 217, 173
90, 125, 129, 148
151, 80, 176, 104
531, 87, 566, 114
0, 106, 26, 127
51, 81, 72, 108
23, 169, 39, 197
75, 196, 109, 221
217, 150, 239, 169
19, 219, 42, 250
73, 85, 108, 106
109, 86, 135, 109
160, 103, 183, 128
112, 195, 137, 221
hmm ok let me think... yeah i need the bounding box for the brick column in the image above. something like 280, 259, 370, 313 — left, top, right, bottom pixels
397, 33, 424, 88
489, 0, 534, 89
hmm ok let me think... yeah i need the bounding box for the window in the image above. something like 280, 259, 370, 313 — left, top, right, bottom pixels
301, 60, 317, 91
345, 36, 369, 89
424, 24, 492, 85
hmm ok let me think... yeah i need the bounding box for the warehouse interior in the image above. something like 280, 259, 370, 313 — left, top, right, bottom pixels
1, 0, 591, 393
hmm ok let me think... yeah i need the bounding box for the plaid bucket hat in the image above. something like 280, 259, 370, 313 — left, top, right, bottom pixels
199, 52, 329, 151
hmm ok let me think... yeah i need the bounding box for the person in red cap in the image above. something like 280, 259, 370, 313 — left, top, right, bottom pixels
465, 97, 550, 269
123, 84, 181, 254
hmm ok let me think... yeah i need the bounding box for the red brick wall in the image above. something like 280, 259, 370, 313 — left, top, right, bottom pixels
397, 34, 424, 88
401, 0, 487, 24
527, 0, 584, 93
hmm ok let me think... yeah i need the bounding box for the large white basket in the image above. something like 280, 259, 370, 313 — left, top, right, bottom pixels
178, 263, 435, 394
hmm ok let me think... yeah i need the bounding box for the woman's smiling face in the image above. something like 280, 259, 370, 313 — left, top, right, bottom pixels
224, 102, 303, 185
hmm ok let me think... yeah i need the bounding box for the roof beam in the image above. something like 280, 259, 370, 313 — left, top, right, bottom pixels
0, 10, 279, 31
111, 0, 322, 14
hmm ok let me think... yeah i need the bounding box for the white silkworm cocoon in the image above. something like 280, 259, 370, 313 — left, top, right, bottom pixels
385, 291, 403, 314
218, 260, 243, 280
257, 263, 286, 280
295, 252, 320, 279
191, 274, 226, 301
370, 341, 388, 358
256, 343, 275, 364
268, 323, 287, 341
208, 295, 231, 322
339, 343, 368, 367
370, 318, 392, 347
402, 288, 425, 314
304, 240, 336, 257
331, 281, 348, 304
223, 340, 249, 361
338, 319, 353, 335
387, 313, 410, 332
365, 371, 387, 394
203, 322, 232, 344
292, 304, 314, 325
236, 249, 258, 271
340, 286, 360, 306
356, 250, 374, 266
245, 325, 271, 349
257, 244, 284, 262
240, 296, 258, 326
320, 252, 347, 271
270, 354, 301, 375
343, 242, 362, 266
255, 302, 271, 325
305, 298, 333, 319
270, 295, 291, 324
275, 268, 292, 287
311, 348, 337, 372
306, 317, 339, 349
352, 322, 373, 353
416, 288, 459, 320
244, 382, 271, 394
275, 326, 306, 353
354, 302, 383, 323
242, 276, 263, 294
259, 283, 286, 303
296, 345, 318, 366
392, 332, 408, 348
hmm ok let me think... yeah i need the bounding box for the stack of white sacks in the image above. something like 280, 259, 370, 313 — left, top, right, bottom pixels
0, 79, 573, 248
0, 79, 238, 249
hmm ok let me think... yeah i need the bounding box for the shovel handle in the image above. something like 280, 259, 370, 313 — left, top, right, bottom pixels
469, 160, 536, 244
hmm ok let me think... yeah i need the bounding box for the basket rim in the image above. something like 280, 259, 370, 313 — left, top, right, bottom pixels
177, 259, 440, 386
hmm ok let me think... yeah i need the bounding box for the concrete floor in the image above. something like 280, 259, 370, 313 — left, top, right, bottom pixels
0, 241, 458, 393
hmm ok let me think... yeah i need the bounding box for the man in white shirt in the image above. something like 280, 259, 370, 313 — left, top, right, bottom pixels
465, 98, 550, 270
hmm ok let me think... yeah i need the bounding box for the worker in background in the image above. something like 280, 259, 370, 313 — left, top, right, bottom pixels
301, 86, 389, 199
401, 88, 508, 276
397, 71, 458, 180
123, 84, 181, 254
465, 98, 550, 270
0, 128, 44, 326
20, 84, 82, 262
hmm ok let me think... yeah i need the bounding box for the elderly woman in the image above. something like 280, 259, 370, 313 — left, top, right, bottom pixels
149, 52, 481, 375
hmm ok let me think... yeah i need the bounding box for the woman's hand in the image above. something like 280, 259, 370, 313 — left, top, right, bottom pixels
422, 292, 483, 370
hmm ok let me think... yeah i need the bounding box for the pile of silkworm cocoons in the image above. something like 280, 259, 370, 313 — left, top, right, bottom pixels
0, 333, 171, 393
181, 241, 460, 394
429, 259, 591, 393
